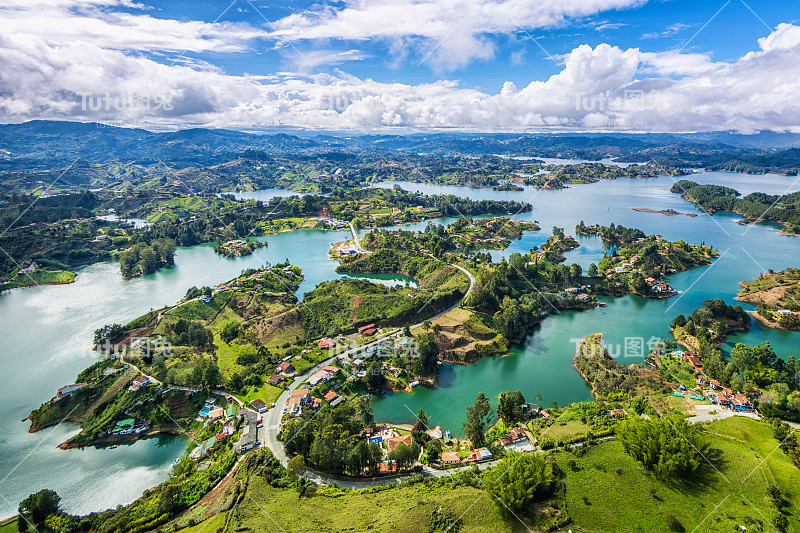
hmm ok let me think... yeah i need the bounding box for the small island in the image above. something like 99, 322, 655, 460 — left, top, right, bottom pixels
736, 268, 800, 329
213, 238, 267, 257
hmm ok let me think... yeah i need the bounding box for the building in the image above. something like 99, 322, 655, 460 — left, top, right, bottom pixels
385, 434, 413, 453
277, 361, 295, 374
319, 338, 336, 349
357, 323, 376, 334
127, 375, 151, 392
441, 452, 460, 465
468, 448, 493, 462
208, 407, 225, 421
250, 399, 268, 413
57, 383, 87, 398
609, 409, 627, 418
499, 427, 529, 447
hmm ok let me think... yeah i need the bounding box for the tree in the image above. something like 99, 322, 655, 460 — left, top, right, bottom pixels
416, 333, 439, 376
426, 439, 443, 463
497, 390, 526, 424
19, 490, 60, 527
287, 455, 306, 480
483, 452, 554, 516
588, 263, 599, 278
412, 409, 430, 445
220, 321, 240, 343
366, 362, 386, 392
616, 415, 710, 479
463, 392, 493, 448
570, 263, 582, 279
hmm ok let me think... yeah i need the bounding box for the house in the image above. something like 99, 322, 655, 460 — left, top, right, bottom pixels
291, 389, 310, 403
267, 375, 283, 385
250, 399, 268, 413
57, 383, 87, 398
127, 375, 151, 392
441, 452, 460, 465
226, 404, 237, 419
112, 418, 137, 435
609, 409, 627, 418
468, 448, 493, 462
319, 338, 336, 349
329, 396, 345, 408
277, 361, 295, 374
385, 434, 413, 453
520, 403, 540, 418
499, 427, 529, 447
208, 407, 225, 421
730, 394, 755, 412
357, 323, 376, 334
778, 309, 793, 315
682, 355, 704, 372
324, 390, 338, 402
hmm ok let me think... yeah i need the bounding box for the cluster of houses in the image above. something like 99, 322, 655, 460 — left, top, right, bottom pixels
308, 365, 341, 387
672, 350, 757, 413
16, 262, 37, 276
334, 242, 358, 256
319, 217, 347, 230
357, 323, 377, 336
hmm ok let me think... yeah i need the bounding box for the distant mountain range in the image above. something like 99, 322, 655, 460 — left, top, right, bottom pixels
2, 120, 800, 174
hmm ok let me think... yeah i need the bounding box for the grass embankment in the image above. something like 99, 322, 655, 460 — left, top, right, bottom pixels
736, 268, 800, 330
2, 269, 76, 290
178, 479, 514, 533
553, 416, 800, 532
421, 307, 508, 363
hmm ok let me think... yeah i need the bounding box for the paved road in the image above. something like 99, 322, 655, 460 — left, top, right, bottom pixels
348, 222, 369, 253
262, 257, 477, 486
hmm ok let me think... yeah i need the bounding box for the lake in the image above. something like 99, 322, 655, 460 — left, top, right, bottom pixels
1, 175, 799, 516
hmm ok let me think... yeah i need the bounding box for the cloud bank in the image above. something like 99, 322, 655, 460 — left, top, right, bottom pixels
2, 1, 800, 133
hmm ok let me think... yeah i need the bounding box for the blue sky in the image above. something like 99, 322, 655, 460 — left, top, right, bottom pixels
132, 0, 796, 87
1, 0, 799, 132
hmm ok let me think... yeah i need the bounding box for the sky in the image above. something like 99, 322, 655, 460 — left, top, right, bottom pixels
1, 0, 799, 133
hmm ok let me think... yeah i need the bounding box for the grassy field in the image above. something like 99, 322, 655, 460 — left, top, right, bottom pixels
238, 382, 284, 405
553, 416, 799, 532
196, 478, 520, 533
0, 517, 17, 533
539, 419, 591, 441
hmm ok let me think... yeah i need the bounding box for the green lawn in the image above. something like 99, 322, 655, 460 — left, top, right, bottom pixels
540, 419, 591, 442
0, 517, 18, 533
554, 416, 799, 532
237, 383, 283, 405
222, 478, 519, 533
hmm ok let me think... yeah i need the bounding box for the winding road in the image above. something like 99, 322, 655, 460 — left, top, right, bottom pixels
260, 249, 477, 487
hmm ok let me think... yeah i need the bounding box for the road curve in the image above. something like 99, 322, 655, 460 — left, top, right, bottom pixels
261, 254, 477, 486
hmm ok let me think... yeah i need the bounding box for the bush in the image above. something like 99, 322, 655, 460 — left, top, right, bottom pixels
665, 514, 684, 531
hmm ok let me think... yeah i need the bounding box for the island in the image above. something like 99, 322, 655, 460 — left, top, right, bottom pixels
737, 268, 800, 329
671, 179, 800, 235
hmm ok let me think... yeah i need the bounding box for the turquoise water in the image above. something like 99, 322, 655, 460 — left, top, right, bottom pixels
370, 173, 800, 435
1, 173, 799, 515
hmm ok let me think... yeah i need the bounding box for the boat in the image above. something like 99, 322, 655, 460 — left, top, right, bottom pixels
409, 381, 419, 388
171, 457, 180, 467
